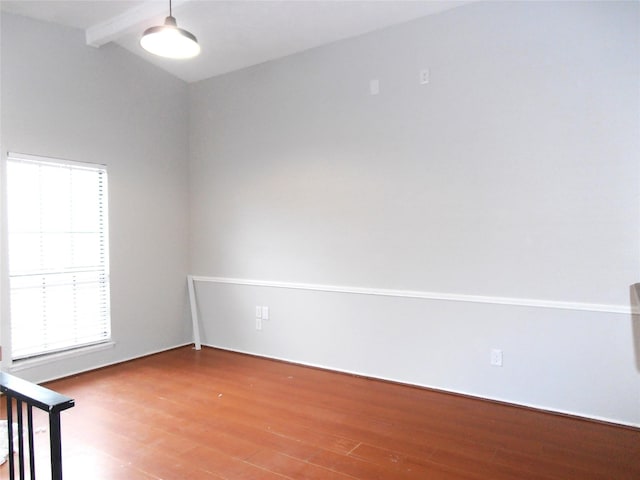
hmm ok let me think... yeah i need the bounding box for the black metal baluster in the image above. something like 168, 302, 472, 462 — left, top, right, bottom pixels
49, 411, 64, 480
27, 405, 36, 479
17, 399, 24, 479
7, 396, 15, 480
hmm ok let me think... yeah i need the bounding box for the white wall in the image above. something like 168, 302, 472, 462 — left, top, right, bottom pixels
189, 1, 640, 426
0, 13, 192, 382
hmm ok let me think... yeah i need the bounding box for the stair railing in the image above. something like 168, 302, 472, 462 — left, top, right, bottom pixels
0, 372, 74, 480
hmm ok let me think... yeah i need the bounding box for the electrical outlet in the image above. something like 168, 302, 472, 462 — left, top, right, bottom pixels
256, 306, 262, 319
420, 68, 430, 84
256, 318, 262, 331
490, 349, 503, 367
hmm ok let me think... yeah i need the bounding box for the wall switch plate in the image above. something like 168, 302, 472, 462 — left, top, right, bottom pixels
256, 306, 262, 319
490, 349, 503, 367
369, 78, 380, 95
262, 306, 269, 320
256, 318, 262, 331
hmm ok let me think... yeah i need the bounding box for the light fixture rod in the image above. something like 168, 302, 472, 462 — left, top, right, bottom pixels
86, 0, 191, 48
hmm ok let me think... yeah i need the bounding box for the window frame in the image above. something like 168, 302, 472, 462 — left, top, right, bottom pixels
2, 151, 113, 366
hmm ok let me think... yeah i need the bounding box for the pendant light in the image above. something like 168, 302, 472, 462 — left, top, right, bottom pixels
140, 0, 200, 59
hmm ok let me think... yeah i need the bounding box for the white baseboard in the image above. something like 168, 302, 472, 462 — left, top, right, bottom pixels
24, 342, 194, 386
200, 342, 640, 429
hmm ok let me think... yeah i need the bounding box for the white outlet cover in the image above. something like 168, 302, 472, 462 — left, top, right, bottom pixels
420, 68, 430, 84
490, 349, 503, 367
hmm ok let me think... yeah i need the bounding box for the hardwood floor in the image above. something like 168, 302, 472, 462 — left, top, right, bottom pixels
2, 346, 639, 480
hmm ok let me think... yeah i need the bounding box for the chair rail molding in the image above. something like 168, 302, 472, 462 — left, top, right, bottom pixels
188, 275, 635, 315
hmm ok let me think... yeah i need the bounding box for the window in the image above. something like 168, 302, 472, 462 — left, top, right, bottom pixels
6, 152, 111, 360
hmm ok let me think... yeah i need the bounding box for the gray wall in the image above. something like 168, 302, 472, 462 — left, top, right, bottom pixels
0, 13, 192, 382
189, 1, 640, 426
1, 1, 638, 426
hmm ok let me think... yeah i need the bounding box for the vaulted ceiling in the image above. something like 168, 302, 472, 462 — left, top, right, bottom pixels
1, 0, 473, 83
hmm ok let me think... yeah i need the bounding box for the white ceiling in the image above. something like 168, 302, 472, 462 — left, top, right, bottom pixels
1, 0, 472, 83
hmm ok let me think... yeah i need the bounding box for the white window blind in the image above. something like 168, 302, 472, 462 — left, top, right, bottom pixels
6, 152, 111, 360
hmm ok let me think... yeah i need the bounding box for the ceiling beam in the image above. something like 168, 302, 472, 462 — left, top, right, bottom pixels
86, 0, 191, 48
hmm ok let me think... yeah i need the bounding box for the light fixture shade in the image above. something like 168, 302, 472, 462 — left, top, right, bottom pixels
140, 16, 200, 59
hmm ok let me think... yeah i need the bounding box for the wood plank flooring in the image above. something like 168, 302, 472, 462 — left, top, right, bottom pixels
2, 346, 638, 480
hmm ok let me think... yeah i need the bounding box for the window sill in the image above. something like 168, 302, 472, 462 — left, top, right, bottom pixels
10, 341, 116, 372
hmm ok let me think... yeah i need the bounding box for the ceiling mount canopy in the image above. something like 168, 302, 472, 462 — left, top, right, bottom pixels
140, 0, 200, 59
